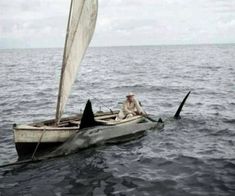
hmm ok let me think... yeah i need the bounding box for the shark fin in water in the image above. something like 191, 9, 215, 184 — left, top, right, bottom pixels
79, 100, 103, 130
174, 91, 191, 119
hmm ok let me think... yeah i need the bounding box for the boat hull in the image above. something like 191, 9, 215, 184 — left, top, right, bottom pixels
15, 142, 62, 158
13, 112, 145, 157
14, 127, 78, 158
14, 126, 78, 143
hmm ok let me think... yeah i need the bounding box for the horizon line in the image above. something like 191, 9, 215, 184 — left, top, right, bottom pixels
0, 42, 234, 50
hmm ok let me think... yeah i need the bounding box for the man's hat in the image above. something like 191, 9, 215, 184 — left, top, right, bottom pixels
126, 92, 135, 97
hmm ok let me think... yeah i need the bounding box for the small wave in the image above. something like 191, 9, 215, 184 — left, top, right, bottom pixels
223, 119, 235, 124
210, 128, 235, 137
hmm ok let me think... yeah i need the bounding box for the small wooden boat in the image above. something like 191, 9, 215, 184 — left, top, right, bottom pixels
13, 110, 148, 156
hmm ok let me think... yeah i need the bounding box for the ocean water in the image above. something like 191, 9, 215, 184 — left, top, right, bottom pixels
0, 45, 234, 195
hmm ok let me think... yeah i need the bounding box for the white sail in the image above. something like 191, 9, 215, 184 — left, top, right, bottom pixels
56, 0, 98, 122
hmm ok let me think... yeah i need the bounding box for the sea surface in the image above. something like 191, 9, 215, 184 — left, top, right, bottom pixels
0, 45, 234, 195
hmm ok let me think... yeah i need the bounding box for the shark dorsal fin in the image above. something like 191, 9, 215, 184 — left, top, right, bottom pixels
174, 91, 191, 119
80, 100, 102, 130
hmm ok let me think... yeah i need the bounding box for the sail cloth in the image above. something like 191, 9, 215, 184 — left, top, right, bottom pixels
56, 0, 98, 122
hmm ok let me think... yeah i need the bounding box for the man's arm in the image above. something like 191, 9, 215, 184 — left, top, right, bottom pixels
134, 98, 144, 114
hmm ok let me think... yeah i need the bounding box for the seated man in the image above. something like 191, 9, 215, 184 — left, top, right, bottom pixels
116, 92, 144, 120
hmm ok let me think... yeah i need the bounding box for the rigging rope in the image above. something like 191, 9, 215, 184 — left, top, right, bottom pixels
85, 91, 114, 114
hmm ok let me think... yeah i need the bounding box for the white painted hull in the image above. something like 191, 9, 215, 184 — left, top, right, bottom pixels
14, 126, 78, 143
13, 112, 145, 157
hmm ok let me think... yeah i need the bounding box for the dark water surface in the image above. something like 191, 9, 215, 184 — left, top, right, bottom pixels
0, 45, 234, 195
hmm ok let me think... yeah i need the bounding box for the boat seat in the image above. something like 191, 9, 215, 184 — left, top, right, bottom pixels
69, 120, 80, 126
95, 114, 117, 120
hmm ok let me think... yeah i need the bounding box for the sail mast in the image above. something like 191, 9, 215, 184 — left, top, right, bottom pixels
56, 0, 73, 123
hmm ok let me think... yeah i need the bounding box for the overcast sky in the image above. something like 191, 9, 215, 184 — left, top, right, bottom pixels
0, 0, 234, 48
